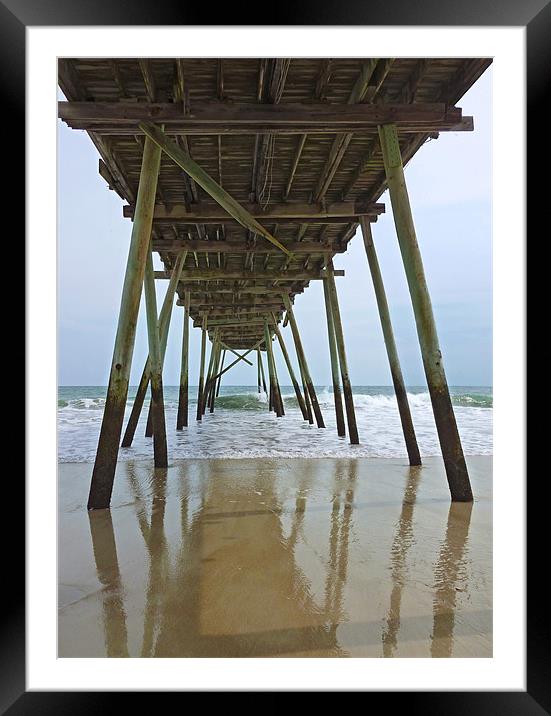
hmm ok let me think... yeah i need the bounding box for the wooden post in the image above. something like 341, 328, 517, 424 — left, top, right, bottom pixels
264, 322, 283, 417
209, 339, 265, 383
196, 314, 207, 421
272, 317, 308, 420
202, 332, 218, 416
88, 136, 161, 510
378, 123, 472, 500
143, 249, 168, 466
258, 348, 268, 395
360, 217, 421, 465
208, 338, 222, 413
216, 349, 226, 398
122, 252, 186, 447
325, 262, 359, 445
272, 338, 285, 417
300, 362, 314, 424
282, 294, 325, 428
176, 291, 190, 429
257, 349, 262, 393
322, 279, 346, 437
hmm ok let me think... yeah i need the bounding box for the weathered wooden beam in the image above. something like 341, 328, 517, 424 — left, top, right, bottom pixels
209, 338, 265, 383
360, 217, 421, 465
202, 330, 219, 415
282, 294, 325, 429
59, 101, 471, 134
156, 269, 344, 281
216, 349, 226, 398
88, 135, 161, 510
121, 251, 187, 447
176, 290, 191, 429
125, 200, 385, 221
257, 348, 268, 394
139, 60, 157, 102
379, 123, 472, 500
272, 317, 308, 421
194, 318, 275, 327
196, 314, 208, 421
195, 313, 282, 324
325, 261, 359, 445
284, 134, 308, 199
177, 286, 297, 298
139, 122, 290, 256
143, 249, 168, 466
218, 341, 254, 365
152, 240, 344, 254
264, 322, 283, 417
322, 279, 346, 437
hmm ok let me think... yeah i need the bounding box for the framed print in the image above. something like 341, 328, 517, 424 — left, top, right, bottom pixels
6, 0, 545, 708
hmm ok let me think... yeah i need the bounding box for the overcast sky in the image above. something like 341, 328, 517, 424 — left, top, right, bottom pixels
58, 66, 491, 387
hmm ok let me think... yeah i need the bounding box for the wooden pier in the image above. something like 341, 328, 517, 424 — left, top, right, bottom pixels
58, 57, 491, 509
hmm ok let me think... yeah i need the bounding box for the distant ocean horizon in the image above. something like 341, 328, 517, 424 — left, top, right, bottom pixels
58, 385, 492, 463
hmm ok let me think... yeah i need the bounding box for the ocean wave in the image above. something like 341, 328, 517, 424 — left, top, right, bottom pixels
57, 389, 492, 412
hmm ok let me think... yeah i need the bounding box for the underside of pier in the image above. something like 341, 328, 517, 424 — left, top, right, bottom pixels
58, 57, 491, 509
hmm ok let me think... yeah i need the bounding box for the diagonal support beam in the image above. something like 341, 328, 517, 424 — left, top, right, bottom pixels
139, 121, 291, 256
209, 338, 265, 383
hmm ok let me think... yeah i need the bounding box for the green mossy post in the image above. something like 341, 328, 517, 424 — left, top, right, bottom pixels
360, 217, 421, 466
322, 279, 346, 437
298, 357, 314, 424
143, 249, 168, 466
378, 123, 472, 501
282, 294, 325, 428
257, 348, 268, 399
272, 338, 285, 417
122, 251, 186, 447
272, 318, 308, 421
202, 331, 218, 416
88, 136, 161, 510
216, 349, 226, 398
325, 261, 359, 445
264, 322, 283, 417
196, 314, 208, 421
176, 291, 190, 430
209, 343, 221, 412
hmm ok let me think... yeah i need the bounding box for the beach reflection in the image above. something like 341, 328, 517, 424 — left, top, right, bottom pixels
83, 458, 484, 658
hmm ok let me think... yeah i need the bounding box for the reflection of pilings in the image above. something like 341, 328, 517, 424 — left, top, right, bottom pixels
382, 466, 422, 657
141, 467, 169, 657
324, 461, 356, 639
88, 510, 129, 657
431, 501, 473, 658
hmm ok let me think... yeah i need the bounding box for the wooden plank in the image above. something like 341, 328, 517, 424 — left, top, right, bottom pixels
155, 269, 344, 280
59, 101, 470, 134
124, 200, 385, 221
151, 240, 345, 254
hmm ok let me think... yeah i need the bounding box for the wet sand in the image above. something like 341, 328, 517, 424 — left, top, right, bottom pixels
58, 456, 492, 658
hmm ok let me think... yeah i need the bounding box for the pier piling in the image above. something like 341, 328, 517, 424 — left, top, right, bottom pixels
378, 123, 472, 500
360, 217, 421, 465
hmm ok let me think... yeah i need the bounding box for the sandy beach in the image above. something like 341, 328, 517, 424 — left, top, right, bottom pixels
58, 455, 492, 658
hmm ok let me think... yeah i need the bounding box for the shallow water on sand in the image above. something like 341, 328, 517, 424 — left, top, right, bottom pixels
58, 385, 492, 462
58, 455, 492, 658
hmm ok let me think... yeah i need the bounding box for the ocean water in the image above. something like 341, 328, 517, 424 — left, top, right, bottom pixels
58, 385, 492, 462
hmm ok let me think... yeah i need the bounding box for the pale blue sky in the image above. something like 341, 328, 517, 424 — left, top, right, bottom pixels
58, 67, 491, 387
